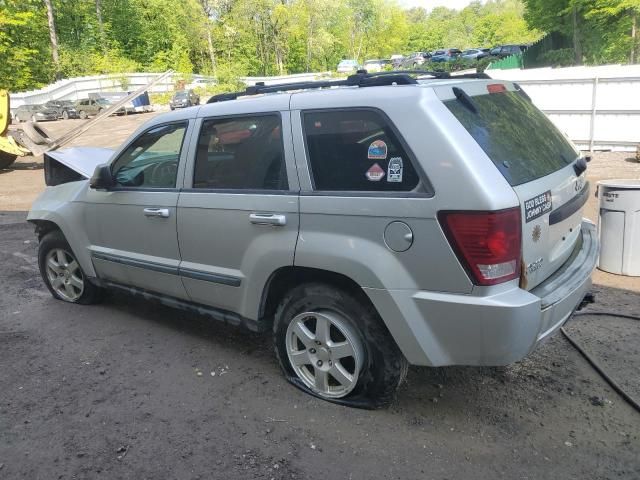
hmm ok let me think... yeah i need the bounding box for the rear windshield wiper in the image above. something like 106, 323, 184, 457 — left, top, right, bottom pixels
452, 87, 477, 114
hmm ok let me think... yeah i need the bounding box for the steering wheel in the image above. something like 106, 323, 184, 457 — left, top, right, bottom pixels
148, 160, 177, 187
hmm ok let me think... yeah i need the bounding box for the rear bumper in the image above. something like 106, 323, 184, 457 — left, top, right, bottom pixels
366, 220, 598, 366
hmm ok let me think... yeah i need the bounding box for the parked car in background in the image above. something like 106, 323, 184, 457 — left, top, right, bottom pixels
390, 54, 404, 68
400, 52, 429, 68
44, 100, 79, 120
337, 59, 360, 73
186, 78, 217, 90
461, 48, 490, 61
363, 59, 391, 72
96, 91, 152, 114
490, 44, 527, 59
169, 90, 200, 110
13, 104, 58, 122
75, 97, 120, 119
431, 49, 462, 62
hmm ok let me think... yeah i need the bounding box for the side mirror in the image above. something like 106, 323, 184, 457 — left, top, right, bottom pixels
89, 164, 114, 190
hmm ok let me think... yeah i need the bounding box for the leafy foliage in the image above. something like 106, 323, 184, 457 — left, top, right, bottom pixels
1, 0, 635, 92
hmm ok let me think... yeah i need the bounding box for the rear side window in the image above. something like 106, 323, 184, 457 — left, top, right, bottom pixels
303, 109, 421, 192
444, 90, 576, 186
193, 114, 287, 190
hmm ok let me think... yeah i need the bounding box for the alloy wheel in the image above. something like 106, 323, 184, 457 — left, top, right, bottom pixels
286, 310, 364, 398
44, 248, 84, 302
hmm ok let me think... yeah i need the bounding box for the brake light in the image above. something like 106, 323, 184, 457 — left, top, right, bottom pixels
487, 83, 506, 94
438, 208, 521, 286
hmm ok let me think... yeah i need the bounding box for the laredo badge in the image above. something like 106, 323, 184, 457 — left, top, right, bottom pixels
367, 140, 388, 160
387, 157, 403, 182
365, 163, 385, 181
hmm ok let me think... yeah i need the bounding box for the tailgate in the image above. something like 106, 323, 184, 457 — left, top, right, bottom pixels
438, 80, 587, 290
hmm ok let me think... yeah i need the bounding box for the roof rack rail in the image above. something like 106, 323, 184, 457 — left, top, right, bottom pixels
207, 69, 490, 103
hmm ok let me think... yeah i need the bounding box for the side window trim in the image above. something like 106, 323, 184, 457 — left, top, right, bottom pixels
109, 120, 190, 191
299, 107, 433, 197
187, 111, 292, 192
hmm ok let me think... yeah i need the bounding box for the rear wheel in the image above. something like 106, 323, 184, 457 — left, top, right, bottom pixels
274, 283, 408, 408
62, 110, 69, 120
38, 230, 101, 304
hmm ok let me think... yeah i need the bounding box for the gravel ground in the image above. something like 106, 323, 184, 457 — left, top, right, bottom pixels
0, 116, 639, 479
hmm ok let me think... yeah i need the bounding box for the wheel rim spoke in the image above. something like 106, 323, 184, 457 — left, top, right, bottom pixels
69, 275, 83, 290
56, 250, 67, 267
289, 349, 309, 366
329, 341, 354, 360
67, 260, 79, 275
314, 369, 329, 391
329, 364, 353, 387
47, 257, 62, 274
51, 277, 64, 289
64, 283, 76, 297
292, 321, 315, 349
314, 315, 331, 344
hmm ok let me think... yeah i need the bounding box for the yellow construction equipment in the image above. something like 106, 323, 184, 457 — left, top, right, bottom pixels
0, 89, 30, 169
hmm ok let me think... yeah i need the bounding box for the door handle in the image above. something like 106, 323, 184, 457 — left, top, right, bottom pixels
143, 208, 170, 218
249, 213, 287, 226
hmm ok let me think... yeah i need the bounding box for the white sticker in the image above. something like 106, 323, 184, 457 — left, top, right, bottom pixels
365, 163, 385, 181
387, 157, 403, 182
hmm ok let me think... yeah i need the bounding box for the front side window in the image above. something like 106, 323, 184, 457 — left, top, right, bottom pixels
112, 122, 187, 188
193, 114, 288, 190
303, 109, 422, 192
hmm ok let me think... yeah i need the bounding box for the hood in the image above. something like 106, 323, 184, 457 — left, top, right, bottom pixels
44, 147, 114, 184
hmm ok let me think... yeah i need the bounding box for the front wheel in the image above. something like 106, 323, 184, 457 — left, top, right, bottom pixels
38, 230, 101, 304
79, 110, 87, 119
62, 110, 69, 120
274, 283, 408, 408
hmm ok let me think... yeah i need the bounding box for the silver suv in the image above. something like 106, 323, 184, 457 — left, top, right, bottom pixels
28, 72, 598, 408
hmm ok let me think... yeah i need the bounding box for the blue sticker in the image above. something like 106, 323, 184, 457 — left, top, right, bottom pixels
368, 140, 388, 160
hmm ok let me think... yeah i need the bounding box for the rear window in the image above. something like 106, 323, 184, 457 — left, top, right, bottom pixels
444, 89, 577, 186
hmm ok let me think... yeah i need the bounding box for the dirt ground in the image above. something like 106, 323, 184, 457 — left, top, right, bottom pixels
0, 116, 639, 479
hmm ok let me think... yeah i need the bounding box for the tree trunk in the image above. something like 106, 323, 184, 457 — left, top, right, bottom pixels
572, 5, 582, 65
95, 0, 107, 53
43, 0, 60, 77
631, 9, 638, 64
205, 25, 216, 73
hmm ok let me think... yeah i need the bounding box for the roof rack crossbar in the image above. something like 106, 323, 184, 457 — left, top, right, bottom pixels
206, 69, 490, 103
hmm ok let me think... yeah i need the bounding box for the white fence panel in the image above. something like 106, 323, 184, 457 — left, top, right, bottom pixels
489, 65, 640, 151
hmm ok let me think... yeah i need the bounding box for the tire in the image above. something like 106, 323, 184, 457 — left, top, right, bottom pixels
22, 121, 52, 145
273, 282, 408, 408
31, 115, 37, 123
62, 110, 69, 120
0, 151, 17, 169
79, 110, 87, 119
38, 230, 101, 305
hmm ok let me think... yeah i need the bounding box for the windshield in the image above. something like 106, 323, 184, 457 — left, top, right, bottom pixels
444, 89, 577, 186
174, 92, 188, 98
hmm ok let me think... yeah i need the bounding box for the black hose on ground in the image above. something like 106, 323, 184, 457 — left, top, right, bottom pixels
562, 309, 640, 414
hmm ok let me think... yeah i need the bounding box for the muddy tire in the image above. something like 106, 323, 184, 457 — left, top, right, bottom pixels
38, 230, 102, 305
274, 282, 408, 409
0, 151, 17, 169
22, 121, 53, 145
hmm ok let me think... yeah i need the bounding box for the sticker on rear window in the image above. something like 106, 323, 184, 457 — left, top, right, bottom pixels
365, 163, 385, 181
367, 140, 387, 159
387, 157, 403, 182
524, 191, 552, 223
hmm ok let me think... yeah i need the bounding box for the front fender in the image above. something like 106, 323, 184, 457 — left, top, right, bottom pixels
27, 181, 95, 277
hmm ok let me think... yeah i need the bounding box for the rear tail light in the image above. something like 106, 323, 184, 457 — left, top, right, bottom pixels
487, 83, 507, 94
438, 208, 521, 286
